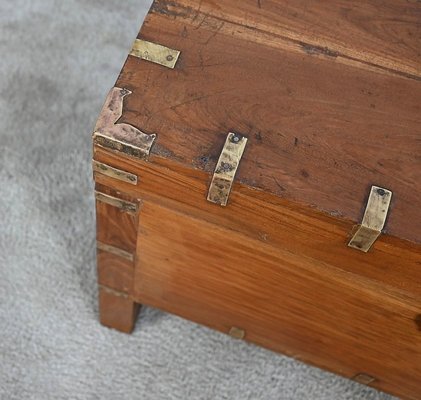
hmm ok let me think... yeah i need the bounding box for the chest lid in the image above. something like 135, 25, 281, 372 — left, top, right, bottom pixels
94, 0, 421, 246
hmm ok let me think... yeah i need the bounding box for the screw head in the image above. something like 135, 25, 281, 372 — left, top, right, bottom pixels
166, 54, 174, 62
231, 134, 242, 143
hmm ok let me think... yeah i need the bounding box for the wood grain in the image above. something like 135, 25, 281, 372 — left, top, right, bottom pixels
93, 148, 421, 399
133, 199, 421, 400
116, 1, 421, 244
94, 148, 421, 301
98, 286, 139, 334
95, 183, 140, 331
97, 249, 134, 293
92, 0, 421, 396
152, 0, 421, 79
95, 184, 139, 253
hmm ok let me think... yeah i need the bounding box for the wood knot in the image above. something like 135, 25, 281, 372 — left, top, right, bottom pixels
415, 314, 421, 331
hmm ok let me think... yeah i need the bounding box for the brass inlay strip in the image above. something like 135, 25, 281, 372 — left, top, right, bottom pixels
99, 285, 129, 299
130, 39, 180, 69
93, 160, 137, 185
353, 373, 376, 385
348, 186, 392, 252
228, 327, 246, 340
97, 241, 134, 262
207, 132, 248, 206
95, 191, 138, 214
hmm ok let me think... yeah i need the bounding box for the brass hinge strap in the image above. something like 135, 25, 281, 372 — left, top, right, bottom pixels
207, 132, 248, 206
348, 186, 392, 252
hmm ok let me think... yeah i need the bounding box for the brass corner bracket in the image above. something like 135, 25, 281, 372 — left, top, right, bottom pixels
348, 185, 392, 252
92, 87, 156, 159
207, 132, 248, 206
130, 39, 180, 69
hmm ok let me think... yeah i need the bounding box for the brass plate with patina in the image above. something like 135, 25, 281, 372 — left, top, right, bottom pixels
95, 191, 138, 214
348, 186, 392, 252
93, 160, 137, 185
130, 39, 180, 68
207, 132, 248, 206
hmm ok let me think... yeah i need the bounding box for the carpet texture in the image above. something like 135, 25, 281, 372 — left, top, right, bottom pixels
0, 1, 397, 399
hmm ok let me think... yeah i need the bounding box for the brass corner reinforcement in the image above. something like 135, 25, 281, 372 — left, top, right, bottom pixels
207, 132, 248, 206
130, 39, 180, 69
348, 185, 392, 252
93, 160, 138, 185
92, 87, 156, 159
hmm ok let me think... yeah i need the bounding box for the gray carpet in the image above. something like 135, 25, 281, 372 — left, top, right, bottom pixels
0, 1, 397, 399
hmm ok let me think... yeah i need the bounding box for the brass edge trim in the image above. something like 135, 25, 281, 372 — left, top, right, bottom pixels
348, 186, 392, 252
99, 285, 129, 299
93, 132, 154, 160
228, 327, 246, 340
93, 87, 156, 160
97, 241, 134, 262
353, 373, 376, 385
95, 191, 138, 214
207, 132, 248, 206
130, 39, 180, 68
93, 160, 138, 185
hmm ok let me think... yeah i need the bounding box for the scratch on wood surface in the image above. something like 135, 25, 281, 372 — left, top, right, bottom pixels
204, 21, 225, 44
301, 43, 339, 58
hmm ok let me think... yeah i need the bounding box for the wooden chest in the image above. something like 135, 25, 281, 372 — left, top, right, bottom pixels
92, 1, 421, 399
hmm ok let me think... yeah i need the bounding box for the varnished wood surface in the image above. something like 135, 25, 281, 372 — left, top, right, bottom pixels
134, 200, 421, 400
95, 183, 140, 331
94, 148, 421, 301
95, 184, 139, 253
93, 148, 421, 400
153, 0, 421, 78
99, 286, 139, 334
93, 1, 421, 397
116, 0, 421, 244
97, 250, 134, 293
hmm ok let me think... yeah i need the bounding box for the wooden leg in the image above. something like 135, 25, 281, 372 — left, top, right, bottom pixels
94, 183, 140, 333
99, 285, 140, 333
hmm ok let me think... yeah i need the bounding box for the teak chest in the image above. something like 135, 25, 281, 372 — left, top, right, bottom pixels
92, 1, 421, 399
